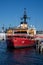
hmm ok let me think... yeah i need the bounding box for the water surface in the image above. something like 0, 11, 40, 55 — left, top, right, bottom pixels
0, 41, 43, 65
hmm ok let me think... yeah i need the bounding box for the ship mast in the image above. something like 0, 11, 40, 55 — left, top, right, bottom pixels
2, 24, 5, 32
21, 8, 30, 24
23, 8, 27, 23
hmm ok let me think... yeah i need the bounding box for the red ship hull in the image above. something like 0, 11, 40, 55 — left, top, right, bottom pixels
6, 34, 35, 48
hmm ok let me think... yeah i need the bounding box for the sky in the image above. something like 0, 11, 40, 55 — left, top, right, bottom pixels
0, 0, 43, 30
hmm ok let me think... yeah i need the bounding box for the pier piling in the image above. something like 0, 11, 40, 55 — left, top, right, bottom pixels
36, 40, 43, 53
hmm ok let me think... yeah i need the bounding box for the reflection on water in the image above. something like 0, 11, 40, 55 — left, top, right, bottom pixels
0, 41, 43, 65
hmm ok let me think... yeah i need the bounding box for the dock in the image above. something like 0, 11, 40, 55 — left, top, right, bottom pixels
35, 34, 43, 53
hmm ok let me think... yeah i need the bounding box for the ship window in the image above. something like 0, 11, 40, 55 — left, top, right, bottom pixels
14, 31, 27, 34
13, 36, 27, 38
27, 36, 30, 38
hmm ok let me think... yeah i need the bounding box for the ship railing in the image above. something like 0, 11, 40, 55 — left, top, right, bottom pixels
5, 33, 35, 40
5, 33, 35, 37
